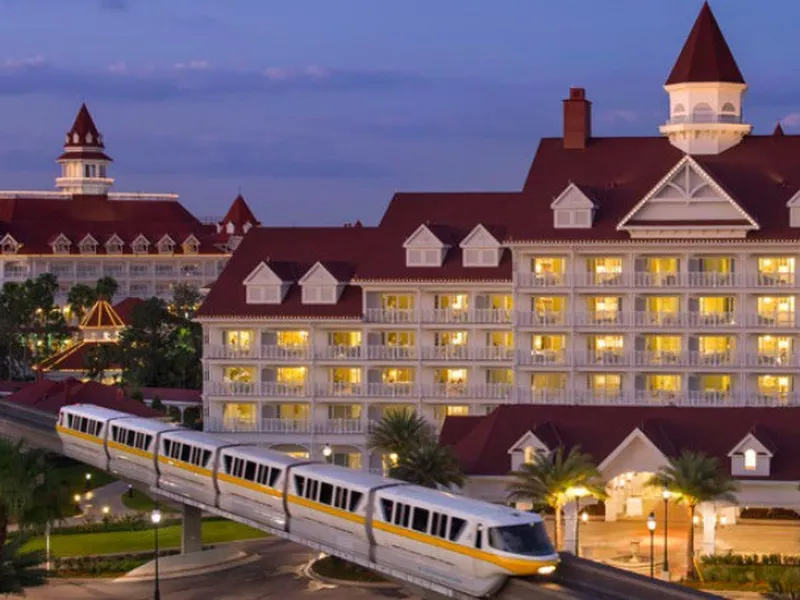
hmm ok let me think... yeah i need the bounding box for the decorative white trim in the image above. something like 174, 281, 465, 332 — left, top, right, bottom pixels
549, 182, 596, 209
507, 430, 550, 455
243, 261, 285, 285
299, 261, 339, 285
597, 427, 668, 472
459, 224, 501, 249
402, 224, 446, 249
728, 433, 774, 458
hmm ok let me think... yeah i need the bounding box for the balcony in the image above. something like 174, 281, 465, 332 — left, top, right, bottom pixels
3, 267, 29, 281
517, 272, 568, 288
755, 272, 796, 288
316, 382, 363, 397
205, 381, 308, 397
688, 312, 738, 327
260, 418, 313, 433
519, 350, 567, 366
365, 346, 417, 360
314, 419, 371, 434
155, 268, 176, 279
574, 312, 627, 327
129, 269, 151, 280
364, 383, 417, 398
103, 267, 125, 277
418, 309, 512, 324
316, 345, 363, 360
75, 269, 99, 280
746, 353, 797, 368
667, 114, 743, 125
260, 345, 311, 360
575, 351, 627, 367
365, 308, 417, 323
686, 272, 736, 288
688, 351, 736, 367
515, 312, 568, 327
424, 383, 513, 400
633, 352, 685, 367
516, 389, 569, 404
632, 272, 681, 288
633, 311, 684, 327
748, 312, 796, 328
575, 273, 626, 287
206, 345, 259, 360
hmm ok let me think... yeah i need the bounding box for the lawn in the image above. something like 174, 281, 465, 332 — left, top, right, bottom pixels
120, 489, 177, 514
53, 462, 116, 494
22, 519, 265, 557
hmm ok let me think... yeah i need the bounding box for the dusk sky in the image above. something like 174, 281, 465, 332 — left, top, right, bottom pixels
1, 1, 798, 225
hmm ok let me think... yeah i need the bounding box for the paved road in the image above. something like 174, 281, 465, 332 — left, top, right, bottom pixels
25, 539, 419, 600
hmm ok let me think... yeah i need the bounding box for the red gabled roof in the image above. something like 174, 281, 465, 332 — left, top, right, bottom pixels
80, 300, 125, 329
65, 104, 104, 149
220, 194, 259, 235
666, 2, 744, 85
35, 341, 120, 373
113, 298, 144, 326
440, 405, 800, 481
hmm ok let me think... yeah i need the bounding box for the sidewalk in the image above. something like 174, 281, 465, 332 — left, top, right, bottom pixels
73, 480, 137, 523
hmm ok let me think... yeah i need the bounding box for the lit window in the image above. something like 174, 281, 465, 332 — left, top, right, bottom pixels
276, 331, 308, 348
744, 449, 757, 471
523, 446, 538, 464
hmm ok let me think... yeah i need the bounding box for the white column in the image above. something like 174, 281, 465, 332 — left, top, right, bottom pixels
700, 504, 717, 556
604, 488, 619, 522
563, 501, 577, 554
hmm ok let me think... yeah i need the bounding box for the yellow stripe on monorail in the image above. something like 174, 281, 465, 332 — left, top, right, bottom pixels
157, 455, 213, 477
107, 440, 154, 460
56, 425, 104, 445
217, 472, 282, 498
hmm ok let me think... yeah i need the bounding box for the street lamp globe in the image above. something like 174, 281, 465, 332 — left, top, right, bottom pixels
85, 473, 92, 481
151, 509, 162, 525
647, 512, 657, 532
568, 486, 589, 499
322, 445, 333, 458
580, 511, 589, 524
662, 488, 671, 500
389, 452, 399, 464
102, 506, 110, 515
73, 494, 81, 504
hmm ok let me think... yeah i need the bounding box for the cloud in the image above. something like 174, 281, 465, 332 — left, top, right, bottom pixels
781, 113, 800, 127
98, 0, 129, 11
599, 109, 639, 124
0, 60, 429, 102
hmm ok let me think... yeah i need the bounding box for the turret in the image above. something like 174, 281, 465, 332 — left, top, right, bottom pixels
56, 104, 114, 195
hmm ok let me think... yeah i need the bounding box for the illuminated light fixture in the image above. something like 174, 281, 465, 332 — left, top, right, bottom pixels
538, 565, 556, 576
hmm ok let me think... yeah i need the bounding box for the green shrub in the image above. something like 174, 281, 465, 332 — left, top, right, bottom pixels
50, 550, 181, 577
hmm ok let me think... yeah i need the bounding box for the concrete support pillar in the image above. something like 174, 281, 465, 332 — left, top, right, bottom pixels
700, 504, 716, 556
604, 489, 619, 522
182, 504, 203, 554
563, 502, 577, 554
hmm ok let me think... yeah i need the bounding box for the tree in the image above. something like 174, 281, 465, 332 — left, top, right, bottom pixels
0, 539, 46, 595
171, 283, 202, 319
83, 343, 120, 382
151, 396, 164, 412
389, 441, 464, 489
66, 284, 96, 324
367, 408, 432, 459
506, 446, 605, 552
648, 450, 738, 580
94, 276, 119, 302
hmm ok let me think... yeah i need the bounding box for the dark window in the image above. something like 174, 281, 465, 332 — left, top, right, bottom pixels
380, 499, 393, 521
334, 487, 342, 508
111, 426, 119, 442
431, 513, 440, 537
438, 515, 449, 538
393, 503, 404, 526
294, 475, 306, 495
475, 528, 483, 549
310, 479, 319, 500
349, 491, 363, 512
488, 523, 555, 556
401, 504, 411, 528
449, 518, 466, 542
256, 465, 267, 485
268, 468, 281, 488
319, 482, 334, 505
411, 508, 430, 533
244, 461, 257, 481
67, 414, 74, 428
164, 440, 172, 456
223, 455, 233, 473
144, 435, 153, 449
126, 429, 136, 446
202, 450, 212, 466
180, 444, 192, 462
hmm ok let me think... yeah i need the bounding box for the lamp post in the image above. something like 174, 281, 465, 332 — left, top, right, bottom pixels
567, 486, 589, 557
151, 508, 162, 600
322, 444, 333, 463
647, 511, 657, 578
84, 472, 92, 490
662, 488, 671, 578
73, 493, 81, 513
128, 483, 134, 498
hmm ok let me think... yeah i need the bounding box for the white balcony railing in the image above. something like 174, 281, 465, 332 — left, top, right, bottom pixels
574, 273, 626, 287
747, 312, 796, 328
364, 308, 417, 323
633, 312, 685, 327
516, 270, 798, 290
574, 312, 627, 327
517, 272, 569, 288
366, 346, 417, 360
205, 418, 370, 434
316, 345, 363, 360
316, 382, 363, 397
575, 352, 627, 366
744, 353, 797, 368
518, 350, 567, 366
632, 272, 681, 288
260, 345, 311, 360
515, 312, 569, 327
205, 381, 308, 397
314, 419, 369, 434
687, 351, 736, 367
206, 345, 259, 360
364, 383, 417, 397
633, 351, 685, 367
260, 418, 312, 433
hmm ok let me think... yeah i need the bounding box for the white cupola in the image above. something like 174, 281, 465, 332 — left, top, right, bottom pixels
55, 103, 114, 195
659, 3, 751, 155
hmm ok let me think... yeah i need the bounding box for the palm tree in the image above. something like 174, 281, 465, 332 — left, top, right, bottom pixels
367, 408, 433, 459
94, 276, 119, 302
507, 446, 605, 551
66, 284, 96, 324
0, 538, 46, 595
648, 450, 737, 580
390, 441, 465, 489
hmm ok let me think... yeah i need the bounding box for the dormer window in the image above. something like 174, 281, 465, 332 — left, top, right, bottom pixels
300, 262, 342, 305
243, 222, 253, 234
744, 448, 757, 471
403, 224, 447, 267
243, 261, 289, 305
182, 236, 200, 255
78, 235, 98, 255
105, 235, 124, 255
0, 235, 19, 255
157, 236, 175, 255
131, 235, 150, 255
729, 432, 773, 477
51, 234, 71, 255
86, 132, 93, 144
460, 224, 502, 267
551, 183, 596, 229
226, 222, 235, 235
72, 133, 79, 144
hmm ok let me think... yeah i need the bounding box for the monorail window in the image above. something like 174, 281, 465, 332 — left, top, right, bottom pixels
349, 491, 362, 512
449, 517, 466, 542
244, 461, 256, 481
294, 475, 305, 496
488, 523, 554, 556
164, 440, 172, 456
319, 482, 334, 505
380, 499, 393, 521
431, 512, 449, 539
411, 507, 429, 533
268, 468, 281, 487
393, 502, 411, 528
180, 444, 192, 463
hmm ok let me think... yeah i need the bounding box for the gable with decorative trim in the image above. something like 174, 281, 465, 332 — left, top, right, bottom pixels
618, 156, 758, 238
243, 262, 289, 305
0, 234, 20, 255
156, 235, 175, 255
728, 432, 773, 477
598, 428, 669, 480
131, 234, 150, 255
105, 234, 124, 255
507, 430, 550, 471
51, 234, 72, 255
787, 189, 800, 228
550, 183, 596, 229
78, 234, 98, 255
460, 224, 502, 267
299, 262, 342, 304
403, 224, 447, 267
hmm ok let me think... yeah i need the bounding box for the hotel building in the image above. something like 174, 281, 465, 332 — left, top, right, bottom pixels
197, 4, 800, 470
0, 104, 260, 303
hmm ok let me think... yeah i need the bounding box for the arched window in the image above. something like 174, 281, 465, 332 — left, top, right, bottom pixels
672, 103, 686, 114
692, 102, 714, 123
721, 102, 736, 113
744, 448, 757, 471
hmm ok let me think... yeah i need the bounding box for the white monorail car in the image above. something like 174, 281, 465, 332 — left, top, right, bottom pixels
56, 405, 558, 598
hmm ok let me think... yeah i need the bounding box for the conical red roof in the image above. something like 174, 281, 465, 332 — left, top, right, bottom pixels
65, 103, 105, 149
773, 123, 785, 137
666, 2, 744, 85
220, 194, 259, 235
79, 299, 125, 329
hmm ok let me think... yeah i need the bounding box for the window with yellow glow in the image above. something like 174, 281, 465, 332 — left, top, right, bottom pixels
382, 368, 414, 384
381, 294, 414, 310
589, 335, 623, 352
384, 331, 415, 347
533, 296, 565, 314
757, 296, 795, 318
223, 403, 256, 423
758, 335, 792, 356
589, 297, 621, 318
700, 257, 733, 273
434, 405, 470, 421
490, 295, 513, 310
278, 403, 310, 419
223, 330, 254, 350
645, 257, 679, 274
646, 297, 679, 314
698, 296, 734, 315
328, 404, 362, 419
698, 336, 734, 355
533, 335, 565, 351
645, 335, 681, 353
588, 257, 622, 276
523, 446, 539, 464
435, 331, 468, 346
744, 449, 757, 471
380, 404, 414, 417
532, 257, 565, 275
276, 331, 308, 348
758, 257, 794, 282
435, 294, 469, 311
647, 374, 681, 392
276, 367, 306, 385
591, 374, 622, 393
758, 375, 793, 394
436, 368, 467, 384
330, 368, 361, 384
223, 367, 255, 383
487, 331, 513, 348
328, 331, 362, 347
532, 373, 566, 391
486, 369, 513, 385
698, 374, 731, 392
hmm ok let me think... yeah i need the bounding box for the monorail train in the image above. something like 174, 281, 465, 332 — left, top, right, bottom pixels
56, 404, 558, 597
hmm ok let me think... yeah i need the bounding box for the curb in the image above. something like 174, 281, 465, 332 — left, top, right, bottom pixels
305, 557, 400, 589
114, 552, 260, 583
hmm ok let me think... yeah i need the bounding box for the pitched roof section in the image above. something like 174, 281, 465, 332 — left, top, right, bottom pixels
666, 2, 745, 85
35, 340, 120, 372
80, 299, 125, 329
439, 405, 800, 481
220, 194, 259, 235
65, 104, 104, 149
112, 298, 144, 326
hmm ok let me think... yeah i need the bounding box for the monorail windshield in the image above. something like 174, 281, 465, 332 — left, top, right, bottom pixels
488, 523, 554, 556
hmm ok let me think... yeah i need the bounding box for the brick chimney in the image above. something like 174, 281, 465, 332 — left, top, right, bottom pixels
563, 87, 592, 149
